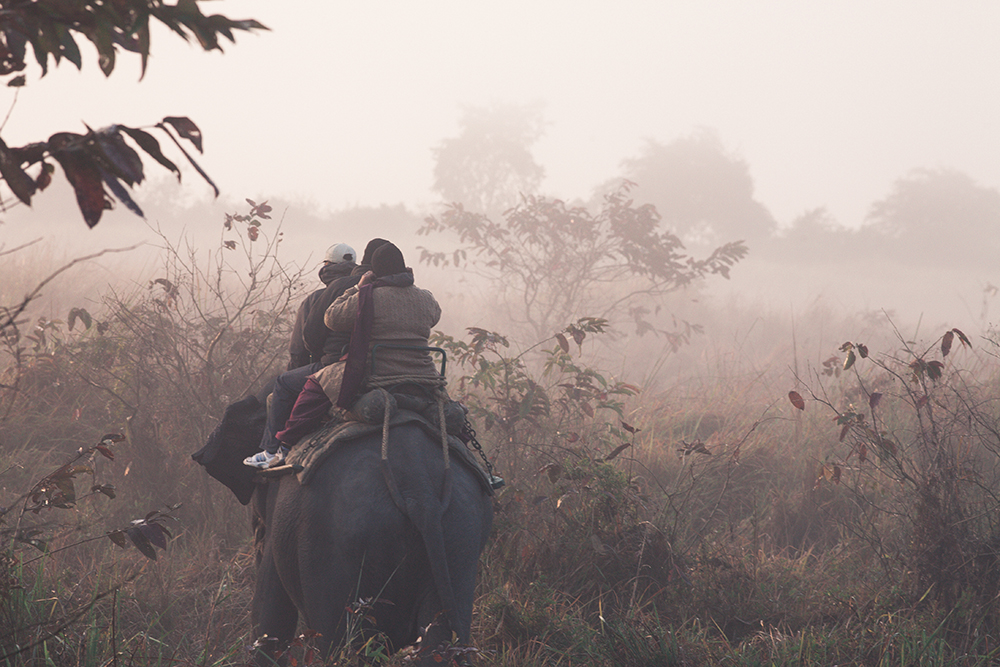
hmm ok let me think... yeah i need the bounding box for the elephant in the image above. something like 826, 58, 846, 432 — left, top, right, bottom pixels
191, 390, 494, 663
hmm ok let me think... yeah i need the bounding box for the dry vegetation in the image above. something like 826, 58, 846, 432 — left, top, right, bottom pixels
3, 204, 1000, 666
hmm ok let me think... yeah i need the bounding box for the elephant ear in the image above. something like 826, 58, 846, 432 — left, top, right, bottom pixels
193, 395, 266, 505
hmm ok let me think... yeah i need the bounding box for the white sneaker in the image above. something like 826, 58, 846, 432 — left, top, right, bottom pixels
243, 449, 281, 468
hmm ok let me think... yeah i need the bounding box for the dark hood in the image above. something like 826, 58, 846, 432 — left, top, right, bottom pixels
319, 261, 357, 285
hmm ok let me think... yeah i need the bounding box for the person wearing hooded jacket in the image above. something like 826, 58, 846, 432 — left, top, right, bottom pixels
243, 238, 392, 468
270, 242, 442, 450
286, 243, 357, 370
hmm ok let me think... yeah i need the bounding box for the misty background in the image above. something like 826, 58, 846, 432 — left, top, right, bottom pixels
3, 1, 999, 378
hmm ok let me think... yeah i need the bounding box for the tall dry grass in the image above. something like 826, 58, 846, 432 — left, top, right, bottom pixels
4, 216, 1000, 665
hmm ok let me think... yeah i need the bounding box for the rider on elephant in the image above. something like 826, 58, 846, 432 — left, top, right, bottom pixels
274, 242, 443, 450
243, 238, 392, 468
286, 242, 357, 370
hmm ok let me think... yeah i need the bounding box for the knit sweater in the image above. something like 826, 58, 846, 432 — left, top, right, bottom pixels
325, 282, 442, 384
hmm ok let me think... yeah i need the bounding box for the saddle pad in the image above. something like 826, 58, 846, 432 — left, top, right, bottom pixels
285, 409, 493, 493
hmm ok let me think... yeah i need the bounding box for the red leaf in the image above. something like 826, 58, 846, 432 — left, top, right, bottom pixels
788, 391, 805, 411
96, 445, 115, 460
620, 420, 639, 434
571, 328, 586, 346
50, 142, 107, 228
953, 328, 972, 348
36, 163, 54, 190
941, 330, 954, 357
555, 333, 569, 353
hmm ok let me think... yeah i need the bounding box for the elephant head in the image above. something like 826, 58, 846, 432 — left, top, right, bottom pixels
191, 393, 264, 505
193, 393, 493, 664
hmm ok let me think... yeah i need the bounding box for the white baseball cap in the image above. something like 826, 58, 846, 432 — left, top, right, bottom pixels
324, 243, 356, 264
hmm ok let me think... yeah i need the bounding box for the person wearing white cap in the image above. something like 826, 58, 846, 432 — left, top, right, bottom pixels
243, 241, 357, 468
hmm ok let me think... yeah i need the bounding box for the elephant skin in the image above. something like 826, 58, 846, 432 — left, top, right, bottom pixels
193, 394, 494, 662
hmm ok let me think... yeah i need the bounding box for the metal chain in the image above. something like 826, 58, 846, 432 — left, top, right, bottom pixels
461, 417, 504, 489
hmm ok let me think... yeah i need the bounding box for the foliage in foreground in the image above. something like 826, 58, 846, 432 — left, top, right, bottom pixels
4, 203, 1000, 664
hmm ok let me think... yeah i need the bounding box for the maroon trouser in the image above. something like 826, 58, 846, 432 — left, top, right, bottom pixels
275, 377, 332, 446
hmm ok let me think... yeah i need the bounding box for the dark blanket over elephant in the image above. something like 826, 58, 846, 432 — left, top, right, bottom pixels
192, 393, 494, 662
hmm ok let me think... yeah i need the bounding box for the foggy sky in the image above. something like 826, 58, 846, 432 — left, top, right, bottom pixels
4, 1, 1000, 231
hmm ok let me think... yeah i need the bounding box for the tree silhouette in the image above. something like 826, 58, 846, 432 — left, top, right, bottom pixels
419, 182, 747, 342
610, 128, 775, 250
432, 103, 545, 221
863, 168, 1000, 268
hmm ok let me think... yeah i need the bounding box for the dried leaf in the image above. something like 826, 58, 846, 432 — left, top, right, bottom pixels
788, 390, 805, 411
953, 328, 971, 348
620, 421, 640, 434
941, 330, 954, 357
67, 307, 92, 331
869, 392, 882, 410
555, 333, 569, 353
604, 442, 632, 461
843, 349, 857, 371
839, 423, 850, 442
538, 463, 562, 483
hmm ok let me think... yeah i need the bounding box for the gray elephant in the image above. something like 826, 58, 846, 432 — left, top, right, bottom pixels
192, 391, 494, 663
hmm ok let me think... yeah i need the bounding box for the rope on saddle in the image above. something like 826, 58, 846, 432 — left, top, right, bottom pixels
369, 375, 453, 508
